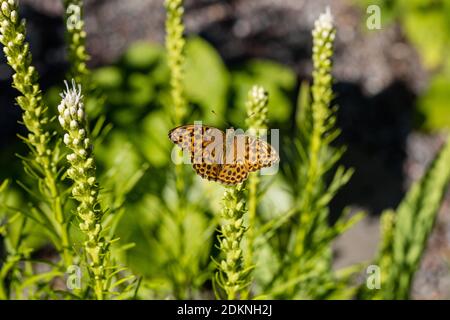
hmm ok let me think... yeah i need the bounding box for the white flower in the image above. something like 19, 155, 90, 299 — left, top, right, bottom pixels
77, 108, 84, 120
58, 115, 65, 127
70, 120, 78, 130
1, 2, 11, 17
63, 108, 71, 119
10, 10, 17, 23
67, 153, 77, 162
314, 7, 334, 33
63, 133, 71, 145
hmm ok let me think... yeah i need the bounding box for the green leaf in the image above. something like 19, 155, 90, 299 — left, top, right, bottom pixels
418, 74, 450, 130
231, 60, 296, 125
184, 37, 230, 123
93, 66, 123, 89
366, 135, 450, 299
123, 42, 164, 70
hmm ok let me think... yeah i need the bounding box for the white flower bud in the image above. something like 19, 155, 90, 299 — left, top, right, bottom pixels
57, 103, 65, 113
15, 33, 23, 42
10, 10, 17, 23
70, 107, 77, 116
1, 3, 11, 17
1, 19, 9, 28
70, 120, 78, 130
85, 157, 93, 167
58, 115, 65, 126
77, 108, 84, 119
87, 177, 95, 185
79, 149, 87, 157
63, 108, 71, 119
67, 167, 75, 177
67, 153, 77, 162
78, 129, 86, 138
63, 133, 71, 145
315, 7, 333, 31
72, 138, 80, 146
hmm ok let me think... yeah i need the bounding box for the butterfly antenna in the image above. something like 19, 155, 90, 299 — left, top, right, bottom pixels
247, 111, 256, 119
211, 110, 234, 129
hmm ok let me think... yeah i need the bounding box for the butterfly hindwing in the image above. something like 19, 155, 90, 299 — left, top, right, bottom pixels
193, 163, 221, 182
217, 162, 248, 185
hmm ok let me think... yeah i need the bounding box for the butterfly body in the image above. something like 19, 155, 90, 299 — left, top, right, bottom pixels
169, 124, 279, 185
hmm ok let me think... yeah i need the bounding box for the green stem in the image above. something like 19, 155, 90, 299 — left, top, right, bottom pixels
245, 173, 258, 267
45, 170, 72, 268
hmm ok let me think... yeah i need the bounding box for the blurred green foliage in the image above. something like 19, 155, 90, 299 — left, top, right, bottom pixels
357, 0, 450, 130
359, 136, 450, 299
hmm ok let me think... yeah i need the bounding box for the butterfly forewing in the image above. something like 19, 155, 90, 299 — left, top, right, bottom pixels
245, 136, 279, 172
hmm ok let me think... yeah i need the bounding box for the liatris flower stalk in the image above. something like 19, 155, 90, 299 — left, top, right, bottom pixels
295, 7, 336, 256
63, 0, 90, 87
0, 0, 72, 266
244, 86, 269, 269
246, 86, 269, 135
309, 6, 335, 173
58, 80, 108, 300
165, 0, 192, 298
0, 0, 51, 172
216, 183, 251, 300
165, 0, 187, 125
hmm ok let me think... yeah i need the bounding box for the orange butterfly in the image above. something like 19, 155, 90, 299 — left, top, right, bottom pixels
168, 124, 279, 185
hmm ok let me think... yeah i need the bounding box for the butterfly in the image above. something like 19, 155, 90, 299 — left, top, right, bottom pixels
168, 124, 279, 185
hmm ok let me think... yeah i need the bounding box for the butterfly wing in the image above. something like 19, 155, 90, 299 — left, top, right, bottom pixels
169, 125, 278, 185
192, 163, 221, 182
245, 135, 279, 172
169, 124, 228, 182
168, 124, 225, 164
216, 162, 249, 185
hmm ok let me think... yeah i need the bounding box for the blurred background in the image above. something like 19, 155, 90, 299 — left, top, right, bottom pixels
1, 0, 449, 299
